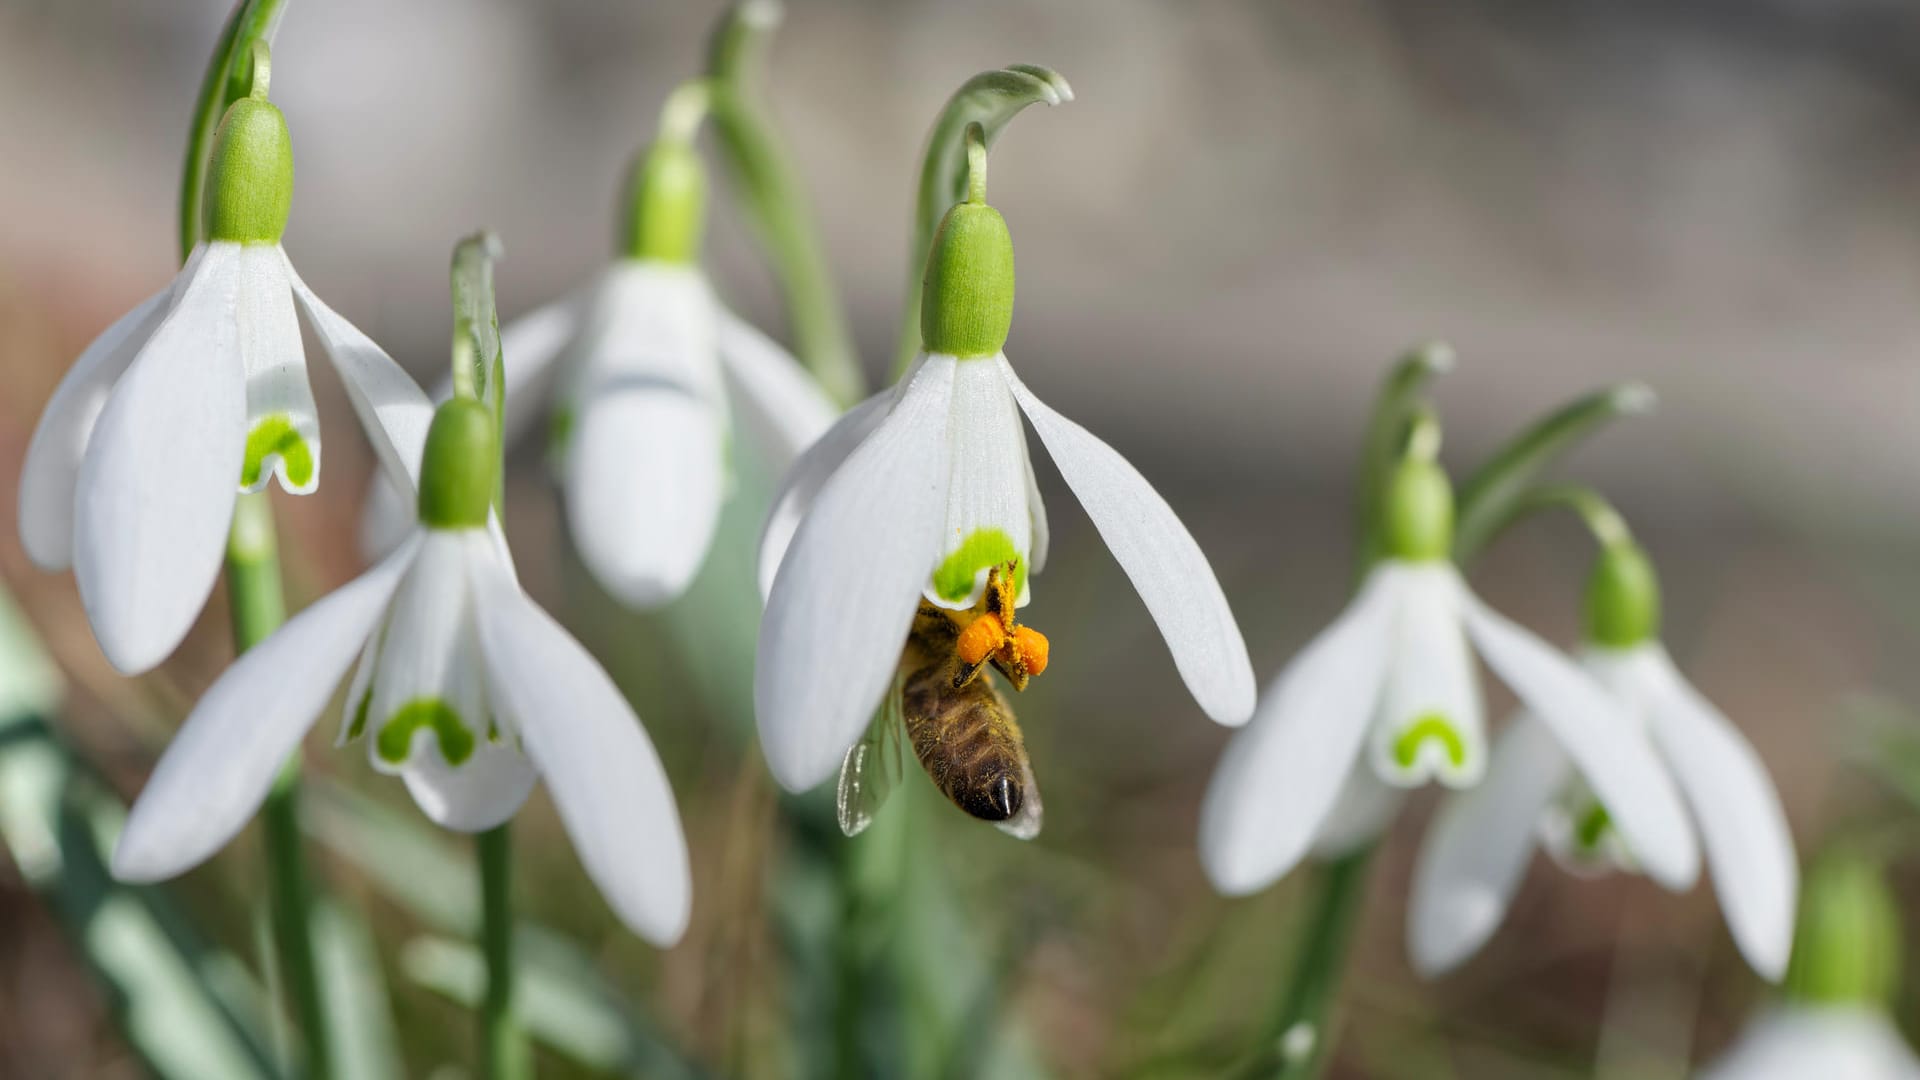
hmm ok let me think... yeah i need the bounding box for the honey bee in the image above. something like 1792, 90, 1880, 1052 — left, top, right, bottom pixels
837, 563, 1047, 840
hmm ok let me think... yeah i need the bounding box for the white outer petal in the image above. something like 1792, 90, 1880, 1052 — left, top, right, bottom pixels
754, 357, 956, 792
714, 302, 840, 470
1454, 578, 1700, 891
927, 357, 1034, 609
75, 242, 245, 675
19, 277, 177, 570
236, 246, 320, 495
566, 262, 724, 407
1699, 1007, 1920, 1080
1624, 644, 1798, 982
470, 540, 691, 946
1370, 562, 1485, 788
999, 356, 1255, 726
286, 257, 435, 495
113, 535, 420, 882
1310, 762, 1407, 859
756, 389, 889, 602
1198, 566, 1401, 894
1407, 717, 1571, 977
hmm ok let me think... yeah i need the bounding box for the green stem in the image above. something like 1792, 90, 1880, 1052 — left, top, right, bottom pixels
179, 0, 286, 262
1233, 849, 1375, 1080
228, 493, 330, 1079
705, 1, 864, 407
478, 825, 528, 1079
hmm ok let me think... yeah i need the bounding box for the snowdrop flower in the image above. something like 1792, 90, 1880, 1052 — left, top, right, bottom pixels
1411, 524, 1797, 979
1700, 850, 1916, 1079
360, 81, 839, 607
754, 126, 1255, 794
1198, 421, 1698, 903
113, 399, 691, 944
17, 60, 429, 675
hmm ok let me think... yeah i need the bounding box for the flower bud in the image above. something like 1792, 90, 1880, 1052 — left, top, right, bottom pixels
1785, 848, 1901, 1007
1583, 541, 1661, 648
622, 139, 706, 264
920, 201, 1015, 359
203, 97, 294, 245
416, 399, 500, 530
1380, 459, 1454, 562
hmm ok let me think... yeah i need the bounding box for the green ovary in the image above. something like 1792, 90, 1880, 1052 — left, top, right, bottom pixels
931, 528, 1025, 602
241, 414, 314, 489
1391, 712, 1467, 771
375, 698, 475, 767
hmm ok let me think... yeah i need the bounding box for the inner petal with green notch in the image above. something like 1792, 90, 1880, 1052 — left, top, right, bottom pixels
1391, 711, 1468, 778
241, 412, 315, 492
932, 527, 1026, 605
375, 697, 476, 767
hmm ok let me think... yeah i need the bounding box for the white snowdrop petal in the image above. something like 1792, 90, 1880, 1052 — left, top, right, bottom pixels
19, 281, 173, 570
470, 541, 691, 946
1700, 1007, 1920, 1080
401, 734, 539, 833
337, 624, 382, 747
1000, 356, 1255, 725
1407, 717, 1572, 976
566, 389, 726, 608
286, 256, 435, 495
755, 357, 957, 792
1198, 566, 1401, 894
236, 246, 320, 495
74, 242, 246, 675
365, 531, 485, 776
928, 357, 1034, 609
496, 292, 585, 448
1455, 580, 1700, 890
567, 262, 724, 408
1371, 563, 1485, 788
1634, 645, 1798, 981
1310, 762, 1406, 859
1025, 448, 1050, 575
715, 302, 841, 470
757, 389, 890, 602
113, 535, 420, 882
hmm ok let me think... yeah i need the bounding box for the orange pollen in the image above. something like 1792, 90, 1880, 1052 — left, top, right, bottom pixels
956, 614, 1008, 668
1011, 626, 1049, 676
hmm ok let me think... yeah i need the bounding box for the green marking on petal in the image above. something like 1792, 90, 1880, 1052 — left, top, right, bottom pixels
347, 685, 372, 741
1391, 712, 1467, 771
932, 527, 1025, 602
241, 413, 314, 489
375, 698, 475, 767
1574, 802, 1613, 853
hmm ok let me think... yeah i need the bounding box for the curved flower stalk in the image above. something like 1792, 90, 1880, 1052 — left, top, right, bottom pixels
1410, 491, 1797, 980
755, 122, 1255, 794
361, 80, 839, 609
113, 395, 692, 946
18, 44, 430, 675
1198, 410, 1698, 904
1700, 849, 1917, 1079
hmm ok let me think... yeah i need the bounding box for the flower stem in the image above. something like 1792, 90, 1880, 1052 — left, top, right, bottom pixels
478, 824, 528, 1080
1233, 849, 1376, 1080
227, 491, 331, 1079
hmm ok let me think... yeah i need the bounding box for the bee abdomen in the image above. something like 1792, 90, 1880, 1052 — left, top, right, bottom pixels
903, 671, 1028, 823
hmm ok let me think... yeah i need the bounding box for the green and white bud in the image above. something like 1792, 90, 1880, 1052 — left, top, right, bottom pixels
1785, 848, 1901, 1008
920, 123, 1015, 359
202, 47, 292, 246
416, 399, 499, 530
621, 80, 710, 264
1583, 540, 1661, 648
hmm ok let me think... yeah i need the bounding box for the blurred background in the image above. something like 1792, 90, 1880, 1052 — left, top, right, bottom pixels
4, 0, 1920, 1076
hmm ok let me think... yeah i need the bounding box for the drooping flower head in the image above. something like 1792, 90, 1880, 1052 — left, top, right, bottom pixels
359, 79, 840, 608
18, 45, 430, 674
1199, 404, 1698, 903
1410, 504, 1798, 980
755, 122, 1256, 794
113, 390, 692, 944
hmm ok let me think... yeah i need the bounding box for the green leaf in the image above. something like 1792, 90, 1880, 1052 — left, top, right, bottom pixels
180, 0, 289, 261
1452, 381, 1655, 564
705, 0, 864, 407
892, 65, 1073, 373
313, 900, 405, 1080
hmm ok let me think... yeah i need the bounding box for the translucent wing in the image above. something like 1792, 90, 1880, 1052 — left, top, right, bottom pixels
837, 675, 905, 837
994, 755, 1043, 841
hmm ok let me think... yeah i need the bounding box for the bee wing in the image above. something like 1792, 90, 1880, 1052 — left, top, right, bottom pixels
994, 755, 1043, 841
836, 677, 906, 838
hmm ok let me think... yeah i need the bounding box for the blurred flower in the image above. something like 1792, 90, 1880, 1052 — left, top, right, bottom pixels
755, 137, 1254, 794
113, 400, 690, 945
1699, 849, 1914, 1079
1410, 540, 1797, 979
1198, 444, 1698, 901
360, 83, 839, 608
17, 80, 430, 675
